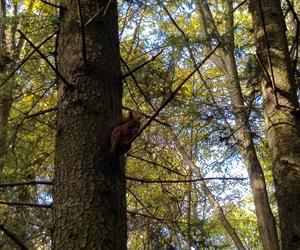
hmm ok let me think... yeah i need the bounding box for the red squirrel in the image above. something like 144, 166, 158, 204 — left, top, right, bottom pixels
109, 111, 141, 155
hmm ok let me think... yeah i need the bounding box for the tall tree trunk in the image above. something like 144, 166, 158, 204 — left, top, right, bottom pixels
196, 1, 279, 249
249, 1, 300, 249
52, 1, 127, 249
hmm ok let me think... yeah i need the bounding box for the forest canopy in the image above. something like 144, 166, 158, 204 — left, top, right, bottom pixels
0, 0, 299, 249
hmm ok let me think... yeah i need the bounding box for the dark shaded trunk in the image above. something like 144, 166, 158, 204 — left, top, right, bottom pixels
52, 1, 127, 249
249, 0, 300, 249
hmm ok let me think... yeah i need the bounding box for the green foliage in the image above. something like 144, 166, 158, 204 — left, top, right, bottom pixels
0, 0, 298, 248
0, 1, 57, 248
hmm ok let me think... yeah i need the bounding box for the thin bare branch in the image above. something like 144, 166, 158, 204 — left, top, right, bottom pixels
12, 105, 56, 130
11, 81, 56, 151
126, 176, 246, 184
26, 107, 57, 119
128, 154, 185, 176
0, 224, 29, 250
128, 210, 183, 224
122, 49, 164, 79
127, 188, 156, 218
0, 200, 52, 208
0, 32, 56, 89
122, 106, 170, 127
17, 29, 73, 88
0, 180, 53, 188
233, 0, 248, 12
40, 0, 63, 9
130, 43, 221, 143
121, 57, 156, 112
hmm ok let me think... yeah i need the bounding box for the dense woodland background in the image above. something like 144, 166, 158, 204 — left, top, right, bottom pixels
0, 0, 299, 249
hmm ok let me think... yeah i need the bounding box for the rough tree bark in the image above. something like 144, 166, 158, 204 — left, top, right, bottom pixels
196, 1, 279, 249
52, 1, 127, 249
249, 0, 300, 249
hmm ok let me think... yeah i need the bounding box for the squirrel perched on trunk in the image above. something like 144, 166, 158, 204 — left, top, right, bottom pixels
109, 111, 141, 156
